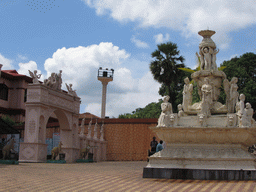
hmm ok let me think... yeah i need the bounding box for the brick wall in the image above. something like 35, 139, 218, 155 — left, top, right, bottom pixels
18, 118, 159, 161
80, 118, 159, 161
103, 121, 158, 161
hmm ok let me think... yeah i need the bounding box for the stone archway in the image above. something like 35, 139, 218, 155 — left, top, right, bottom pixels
19, 83, 81, 163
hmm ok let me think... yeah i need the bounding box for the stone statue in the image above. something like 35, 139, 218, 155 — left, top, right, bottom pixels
51, 141, 63, 160
79, 118, 85, 135
28, 70, 41, 84
198, 113, 206, 127
157, 96, 173, 127
199, 47, 219, 71
170, 114, 177, 126
56, 70, 62, 90
201, 47, 212, 70
2, 138, 15, 160
93, 121, 98, 140
44, 72, 57, 88
241, 102, 254, 127
177, 104, 185, 118
65, 83, 77, 97
236, 93, 245, 118
201, 78, 213, 117
211, 48, 219, 70
100, 123, 104, 141
229, 77, 239, 113
227, 114, 236, 127
80, 145, 90, 159
87, 119, 92, 139
223, 79, 230, 111
198, 30, 220, 71
182, 77, 193, 112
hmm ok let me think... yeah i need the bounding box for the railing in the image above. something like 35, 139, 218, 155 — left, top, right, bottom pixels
97, 68, 114, 78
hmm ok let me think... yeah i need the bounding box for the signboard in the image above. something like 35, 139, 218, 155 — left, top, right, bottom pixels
46, 138, 53, 155
52, 133, 60, 148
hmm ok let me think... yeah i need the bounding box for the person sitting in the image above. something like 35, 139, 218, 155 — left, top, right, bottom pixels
156, 140, 164, 152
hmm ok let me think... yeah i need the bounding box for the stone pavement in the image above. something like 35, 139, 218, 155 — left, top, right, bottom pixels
0, 161, 256, 192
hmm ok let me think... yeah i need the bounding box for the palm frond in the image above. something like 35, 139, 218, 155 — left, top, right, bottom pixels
218, 66, 226, 71
178, 68, 195, 73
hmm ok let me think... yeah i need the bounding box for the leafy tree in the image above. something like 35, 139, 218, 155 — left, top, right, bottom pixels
150, 42, 187, 112
220, 52, 256, 117
1, 115, 15, 126
119, 100, 163, 119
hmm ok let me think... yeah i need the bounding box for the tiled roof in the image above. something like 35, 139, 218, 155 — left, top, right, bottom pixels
1, 69, 33, 82
79, 112, 100, 119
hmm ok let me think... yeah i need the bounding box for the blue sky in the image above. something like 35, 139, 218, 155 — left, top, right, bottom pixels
0, 0, 256, 117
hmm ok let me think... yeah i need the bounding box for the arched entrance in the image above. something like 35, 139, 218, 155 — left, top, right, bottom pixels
19, 83, 81, 163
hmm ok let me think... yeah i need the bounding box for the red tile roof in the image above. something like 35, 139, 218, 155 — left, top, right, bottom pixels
79, 112, 100, 119
1, 69, 33, 82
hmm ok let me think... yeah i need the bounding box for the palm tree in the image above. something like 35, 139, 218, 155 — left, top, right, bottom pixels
150, 42, 185, 105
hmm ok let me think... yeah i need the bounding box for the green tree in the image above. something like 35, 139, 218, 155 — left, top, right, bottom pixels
150, 42, 186, 112
1, 116, 15, 126
119, 100, 163, 119
220, 52, 256, 117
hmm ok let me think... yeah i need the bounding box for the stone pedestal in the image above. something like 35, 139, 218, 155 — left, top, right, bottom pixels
79, 136, 107, 162
19, 143, 47, 163
147, 144, 256, 170
144, 115, 256, 180
61, 148, 80, 163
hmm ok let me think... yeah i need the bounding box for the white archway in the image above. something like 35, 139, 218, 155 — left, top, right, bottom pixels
19, 83, 81, 163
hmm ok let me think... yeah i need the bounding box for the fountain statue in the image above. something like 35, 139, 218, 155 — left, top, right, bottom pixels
143, 30, 256, 180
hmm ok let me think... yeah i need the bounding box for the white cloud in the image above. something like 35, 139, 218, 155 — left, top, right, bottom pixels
0, 54, 13, 69
85, 103, 102, 117
83, 0, 256, 48
17, 61, 45, 81
131, 36, 150, 48
43, 42, 161, 117
105, 71, 161, 117
44, 42, 129, 89
13, 42, 160, 118
113, 67, 136, 91
154, 33, 170, 44
229, 54, 239, 59
85, 70, 161, 118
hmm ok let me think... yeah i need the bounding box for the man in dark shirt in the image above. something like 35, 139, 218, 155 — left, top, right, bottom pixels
150, 137, 158, 154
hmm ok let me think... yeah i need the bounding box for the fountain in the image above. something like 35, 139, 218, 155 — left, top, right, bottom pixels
143, 30, 256, 180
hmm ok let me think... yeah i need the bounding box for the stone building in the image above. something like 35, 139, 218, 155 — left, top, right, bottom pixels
0, 69, 32, 123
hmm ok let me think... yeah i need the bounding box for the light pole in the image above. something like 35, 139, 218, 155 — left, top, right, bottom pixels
97, 67, 114, 118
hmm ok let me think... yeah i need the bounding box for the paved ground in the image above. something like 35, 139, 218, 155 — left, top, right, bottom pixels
0, 161, 256, 192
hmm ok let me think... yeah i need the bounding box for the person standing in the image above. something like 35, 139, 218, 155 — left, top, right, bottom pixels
150, 137, 158, 154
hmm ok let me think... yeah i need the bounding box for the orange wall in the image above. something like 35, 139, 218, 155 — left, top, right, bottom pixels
103, 121, 158, 161
45, 118, 159, 161
76, 118, 159, 161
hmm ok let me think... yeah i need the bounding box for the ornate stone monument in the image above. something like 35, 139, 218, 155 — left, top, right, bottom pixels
143, 30, 256, 180
19, 71, 81, 163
